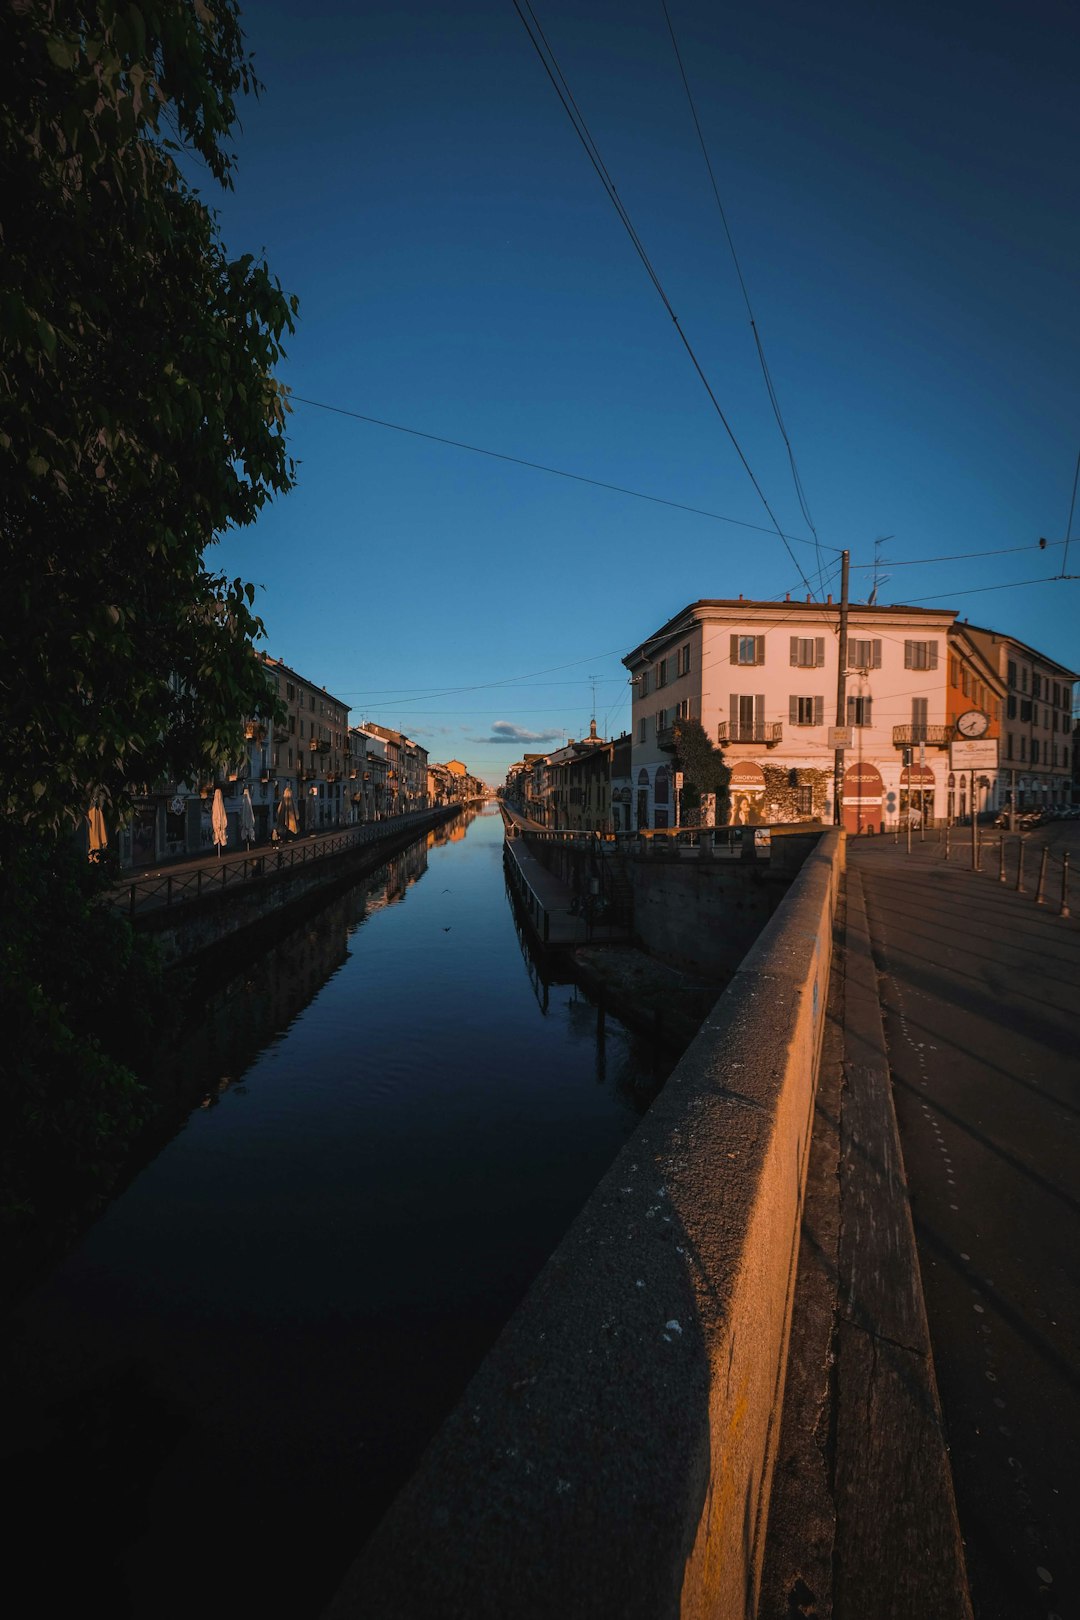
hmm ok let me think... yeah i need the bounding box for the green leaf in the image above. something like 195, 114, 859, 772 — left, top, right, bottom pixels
46, 36, 77, 70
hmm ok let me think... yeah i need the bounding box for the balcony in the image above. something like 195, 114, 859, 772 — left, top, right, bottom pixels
716, 721, 783, 747
891, 724, 950, 748
656, 725, 677, 752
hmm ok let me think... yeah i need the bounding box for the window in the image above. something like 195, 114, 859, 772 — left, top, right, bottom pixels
1020, 735, 1027, 760
961, 668, 971, 697
796, 786, 814, 816
640, 669, 651, 697
949, 656, 960, 688
1031, 738, 1040, 764
676, 697, 692, 720
679, 642, 691, 676
1007, 660, 1017, 688
1006, 733, 1013, 760
789, 695, 825, 726
1020, 699, 1032, 722
1021, 667, 1028, 692
655, 707, 668, 732
848, 638, 881, 670
638, 717, 647, 744
847, 694, 873, 727
904, 640, 939, 670
1007, 695, 1017, 719
656, 658, 668, 688
790, 635, 826, 668
911, 697, 928, 739
731, 633, 765, 666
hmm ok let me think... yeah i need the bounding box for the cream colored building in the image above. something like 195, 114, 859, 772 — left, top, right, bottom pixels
623, 597, 957, 832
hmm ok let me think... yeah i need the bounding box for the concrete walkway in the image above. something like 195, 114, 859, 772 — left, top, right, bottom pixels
763, 828, 1079, 1619
851, 831, 1079, 1620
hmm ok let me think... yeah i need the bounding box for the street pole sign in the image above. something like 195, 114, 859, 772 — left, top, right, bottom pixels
950, 738, 999, 771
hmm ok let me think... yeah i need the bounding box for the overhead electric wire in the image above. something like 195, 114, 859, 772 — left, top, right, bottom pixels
1061, 441, 1079, 577
288, 393, 825, 546
660, 0, 824, 586
903, 576, 1072, 604
848, 540, 1067, 568
510, 0, 820, 600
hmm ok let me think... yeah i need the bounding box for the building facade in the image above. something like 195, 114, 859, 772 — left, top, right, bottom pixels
622, 597, 1011, 832
964, 625, 1076, 813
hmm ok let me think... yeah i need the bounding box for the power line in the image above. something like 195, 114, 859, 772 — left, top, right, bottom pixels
903, 575, 1074, 604
1061, 441, 1080, 577
510, 0, 819, 599
288, 394, 827, 546
660, 0, 824, 586
848, 540, 1067, 569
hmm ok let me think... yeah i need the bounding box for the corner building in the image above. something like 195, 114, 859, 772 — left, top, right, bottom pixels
623, 597, 1001, 832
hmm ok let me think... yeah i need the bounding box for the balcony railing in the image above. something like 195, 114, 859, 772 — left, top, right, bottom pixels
891, 724, 950, 748
716, 721, 783, 746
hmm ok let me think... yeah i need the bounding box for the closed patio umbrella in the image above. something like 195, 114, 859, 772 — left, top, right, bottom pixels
239, 787, 256, 848
211, 787, 228, 857
278, 785, 298, 837
87, 804, 107, 859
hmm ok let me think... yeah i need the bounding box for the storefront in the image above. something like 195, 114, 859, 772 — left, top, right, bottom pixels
900, 762, 936, 826
842, 761, 884, 835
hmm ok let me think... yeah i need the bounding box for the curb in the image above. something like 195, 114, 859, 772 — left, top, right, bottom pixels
833, 868, 973, 1618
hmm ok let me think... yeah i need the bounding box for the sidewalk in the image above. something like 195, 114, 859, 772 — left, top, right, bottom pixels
762, 830, 1079, 1619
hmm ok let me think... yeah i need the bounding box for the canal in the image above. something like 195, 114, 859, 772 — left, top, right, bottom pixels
3, 807, 673, 1617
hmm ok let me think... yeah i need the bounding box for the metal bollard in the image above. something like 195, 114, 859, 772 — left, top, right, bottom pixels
1035, 845, 1049, 905
999, 836, 1006, 883
1014, 839, 1024, 893
944, 824, 951, 861
1062, 850, 1071, 919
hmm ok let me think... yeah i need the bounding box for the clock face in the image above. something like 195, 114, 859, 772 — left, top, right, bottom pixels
956, 708, 989, 739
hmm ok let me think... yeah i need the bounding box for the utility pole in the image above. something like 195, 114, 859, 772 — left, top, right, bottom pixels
833, 549, 850, 826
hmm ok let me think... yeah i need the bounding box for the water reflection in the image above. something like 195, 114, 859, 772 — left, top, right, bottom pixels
2, 808, 670, 1619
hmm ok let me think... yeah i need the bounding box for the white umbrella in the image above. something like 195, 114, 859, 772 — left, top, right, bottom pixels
239, 787, 256, 848
211, 787, 228, 857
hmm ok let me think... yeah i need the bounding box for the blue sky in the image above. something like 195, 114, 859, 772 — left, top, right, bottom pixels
206, 0, 1079, 784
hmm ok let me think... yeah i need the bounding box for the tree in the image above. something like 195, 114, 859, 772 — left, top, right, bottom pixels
672, 717, 731, 825
0, 0, 296, 834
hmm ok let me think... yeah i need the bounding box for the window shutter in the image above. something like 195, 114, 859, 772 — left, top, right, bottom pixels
929, 643, 938, 669
872, 640, 882, 668
729, 694, 739, 735
865, 696, 873, 726
846, 694, 855, 725
789, 695, 798, 724
755, 636, 765, 665
730, 635, 739, 665
904, 642, 913, 669
790, 636, 799, 667
814, 696, 825, 726
755, 694, 765, 728
815, 636, 825, 667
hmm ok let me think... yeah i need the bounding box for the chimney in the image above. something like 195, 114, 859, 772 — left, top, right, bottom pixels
806, 594, 811, 603
785, 592, 791, 602
827, 593, 833, 604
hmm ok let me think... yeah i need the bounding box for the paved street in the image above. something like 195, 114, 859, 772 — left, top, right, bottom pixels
850, 827, 1080, 1620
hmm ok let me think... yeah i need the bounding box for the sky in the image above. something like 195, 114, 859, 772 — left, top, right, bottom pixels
203, 0, 1079, 785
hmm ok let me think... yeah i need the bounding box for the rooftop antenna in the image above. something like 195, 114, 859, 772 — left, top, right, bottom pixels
867, 534, 894, 605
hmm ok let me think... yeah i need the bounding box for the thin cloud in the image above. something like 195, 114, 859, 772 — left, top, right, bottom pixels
471, 720, 563, 745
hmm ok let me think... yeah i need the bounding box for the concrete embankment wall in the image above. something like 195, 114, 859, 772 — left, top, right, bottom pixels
134, 809, 455, 969
326, 828, 845, 1620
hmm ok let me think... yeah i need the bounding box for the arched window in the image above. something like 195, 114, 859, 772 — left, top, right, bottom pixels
654, 766, 669, 806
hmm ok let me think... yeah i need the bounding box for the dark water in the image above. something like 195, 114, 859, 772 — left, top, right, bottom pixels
3, 808, 670, 1617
